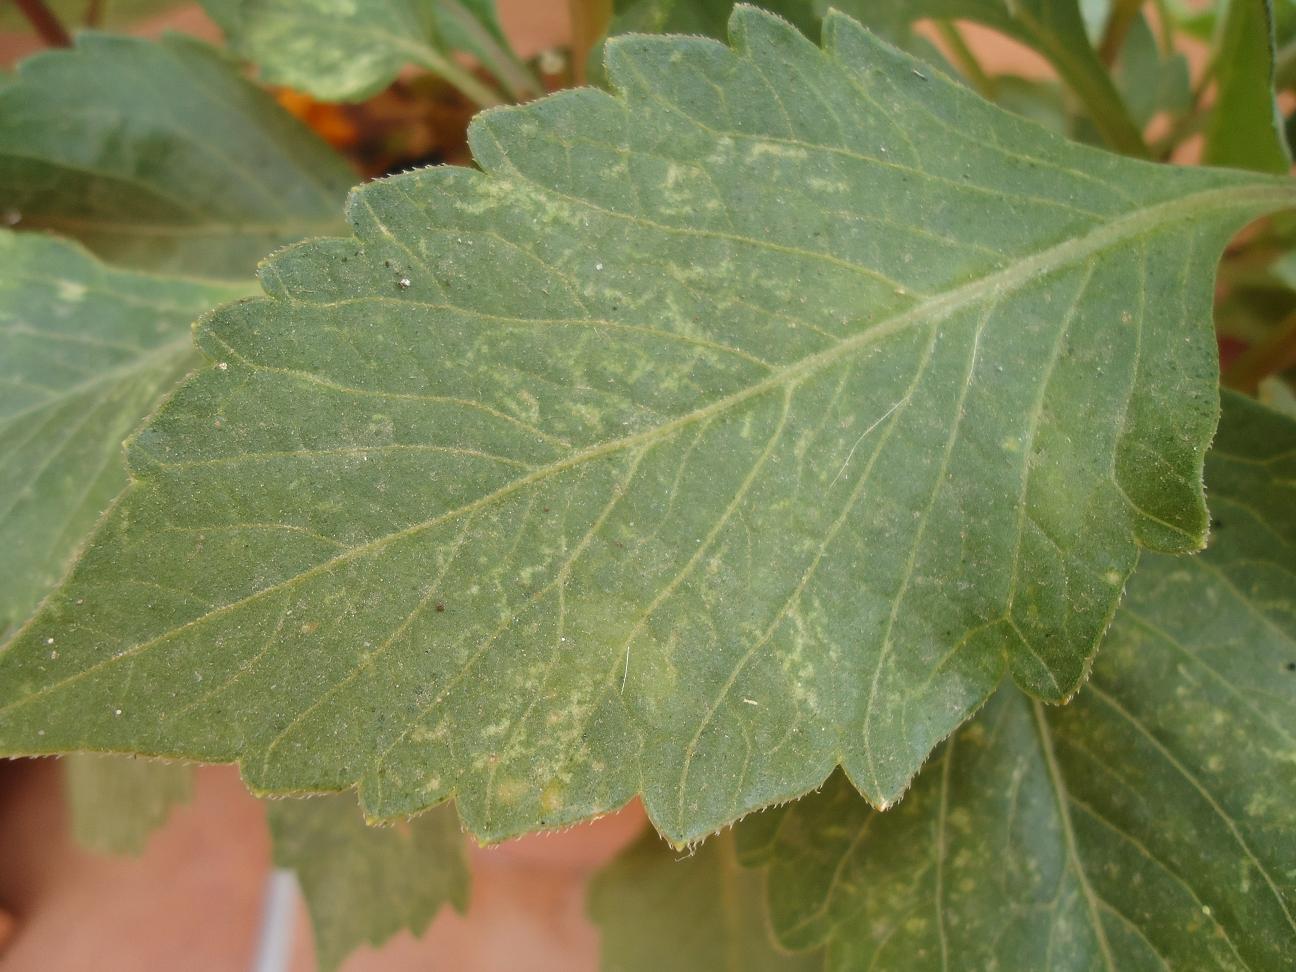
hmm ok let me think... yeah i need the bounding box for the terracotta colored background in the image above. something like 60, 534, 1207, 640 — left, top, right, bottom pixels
0, 759, 648, 971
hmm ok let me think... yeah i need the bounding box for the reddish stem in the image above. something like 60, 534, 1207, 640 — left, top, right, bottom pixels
14, 0, 73, 47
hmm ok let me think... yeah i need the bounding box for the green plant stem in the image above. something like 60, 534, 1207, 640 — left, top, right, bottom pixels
1150, 0, 1176, 52
1045, 39, 1150, 156
1004, 4, 1147, 155
1225, 310, 1296, 393
14, 0, 72, 46
569, 0, 612, 85
1151, 110, 1204, 159
1153, 49, 1216, 159
1098, 0, 1145, 64
934, 20, 996, 99
413, 49, 507, 108
439, 0, 541, 101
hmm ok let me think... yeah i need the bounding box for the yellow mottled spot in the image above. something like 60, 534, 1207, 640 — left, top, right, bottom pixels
807, 177, 849, 194
747, 141, 809, 161
57, 280, 87, 302
494, 778, 528, 805
540, 780, 565, 813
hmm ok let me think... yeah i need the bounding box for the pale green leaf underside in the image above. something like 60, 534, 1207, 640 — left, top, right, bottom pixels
268, 793, 468, 972
736, 392, 1296, 970
590, 827, 819, 972
0, 33, 354, 280
0, 231, 247, 638
200, 0, 535, 103
64, 753, 193, 855
1, 231, 241, 860
0, 8, 1293, 845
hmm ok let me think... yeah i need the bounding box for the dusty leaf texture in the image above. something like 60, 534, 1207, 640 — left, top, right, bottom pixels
0, 8, 1293, 844
734, 393, 1296, 970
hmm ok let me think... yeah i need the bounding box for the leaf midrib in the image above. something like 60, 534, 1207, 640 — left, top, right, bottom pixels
1031, 699, 1118, 971
2, 181, 1289, 722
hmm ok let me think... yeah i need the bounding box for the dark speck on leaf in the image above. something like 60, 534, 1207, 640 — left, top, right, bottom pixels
1286, 661, 1295, 672
435, 602, 445, 613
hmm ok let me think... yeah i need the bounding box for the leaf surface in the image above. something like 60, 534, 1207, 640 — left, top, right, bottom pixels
608, 0, 1147, 153
734, 392, 1296, 970
0, 33, 355, 280
64, 754, 192, 855
1205, 0, 1292, 174
267, 794, 469, 972
609, 0, 820, 38
200, 0, 539, 104
0, 8, 1293, 845
0, 231, 246, 638
590, 827, 819, 972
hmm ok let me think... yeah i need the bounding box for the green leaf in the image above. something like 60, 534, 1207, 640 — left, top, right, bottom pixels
267, 794, 469, 972
600, 0, 959, 91
1205, 0, 1293, 174
0, 33, 355, 280
1167, 0, 1220, 42
64, 753, 192, 855
734, 391, 1296, 970
608, 0, 1148, 154
590, 827, 819, 972
0, 7, 1292, 846
1077, 0, 1109, 42
200, 0, 538, 106
609, 0, 821, 38
1112, 12, 1192, 129
0, 230, 247, 639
